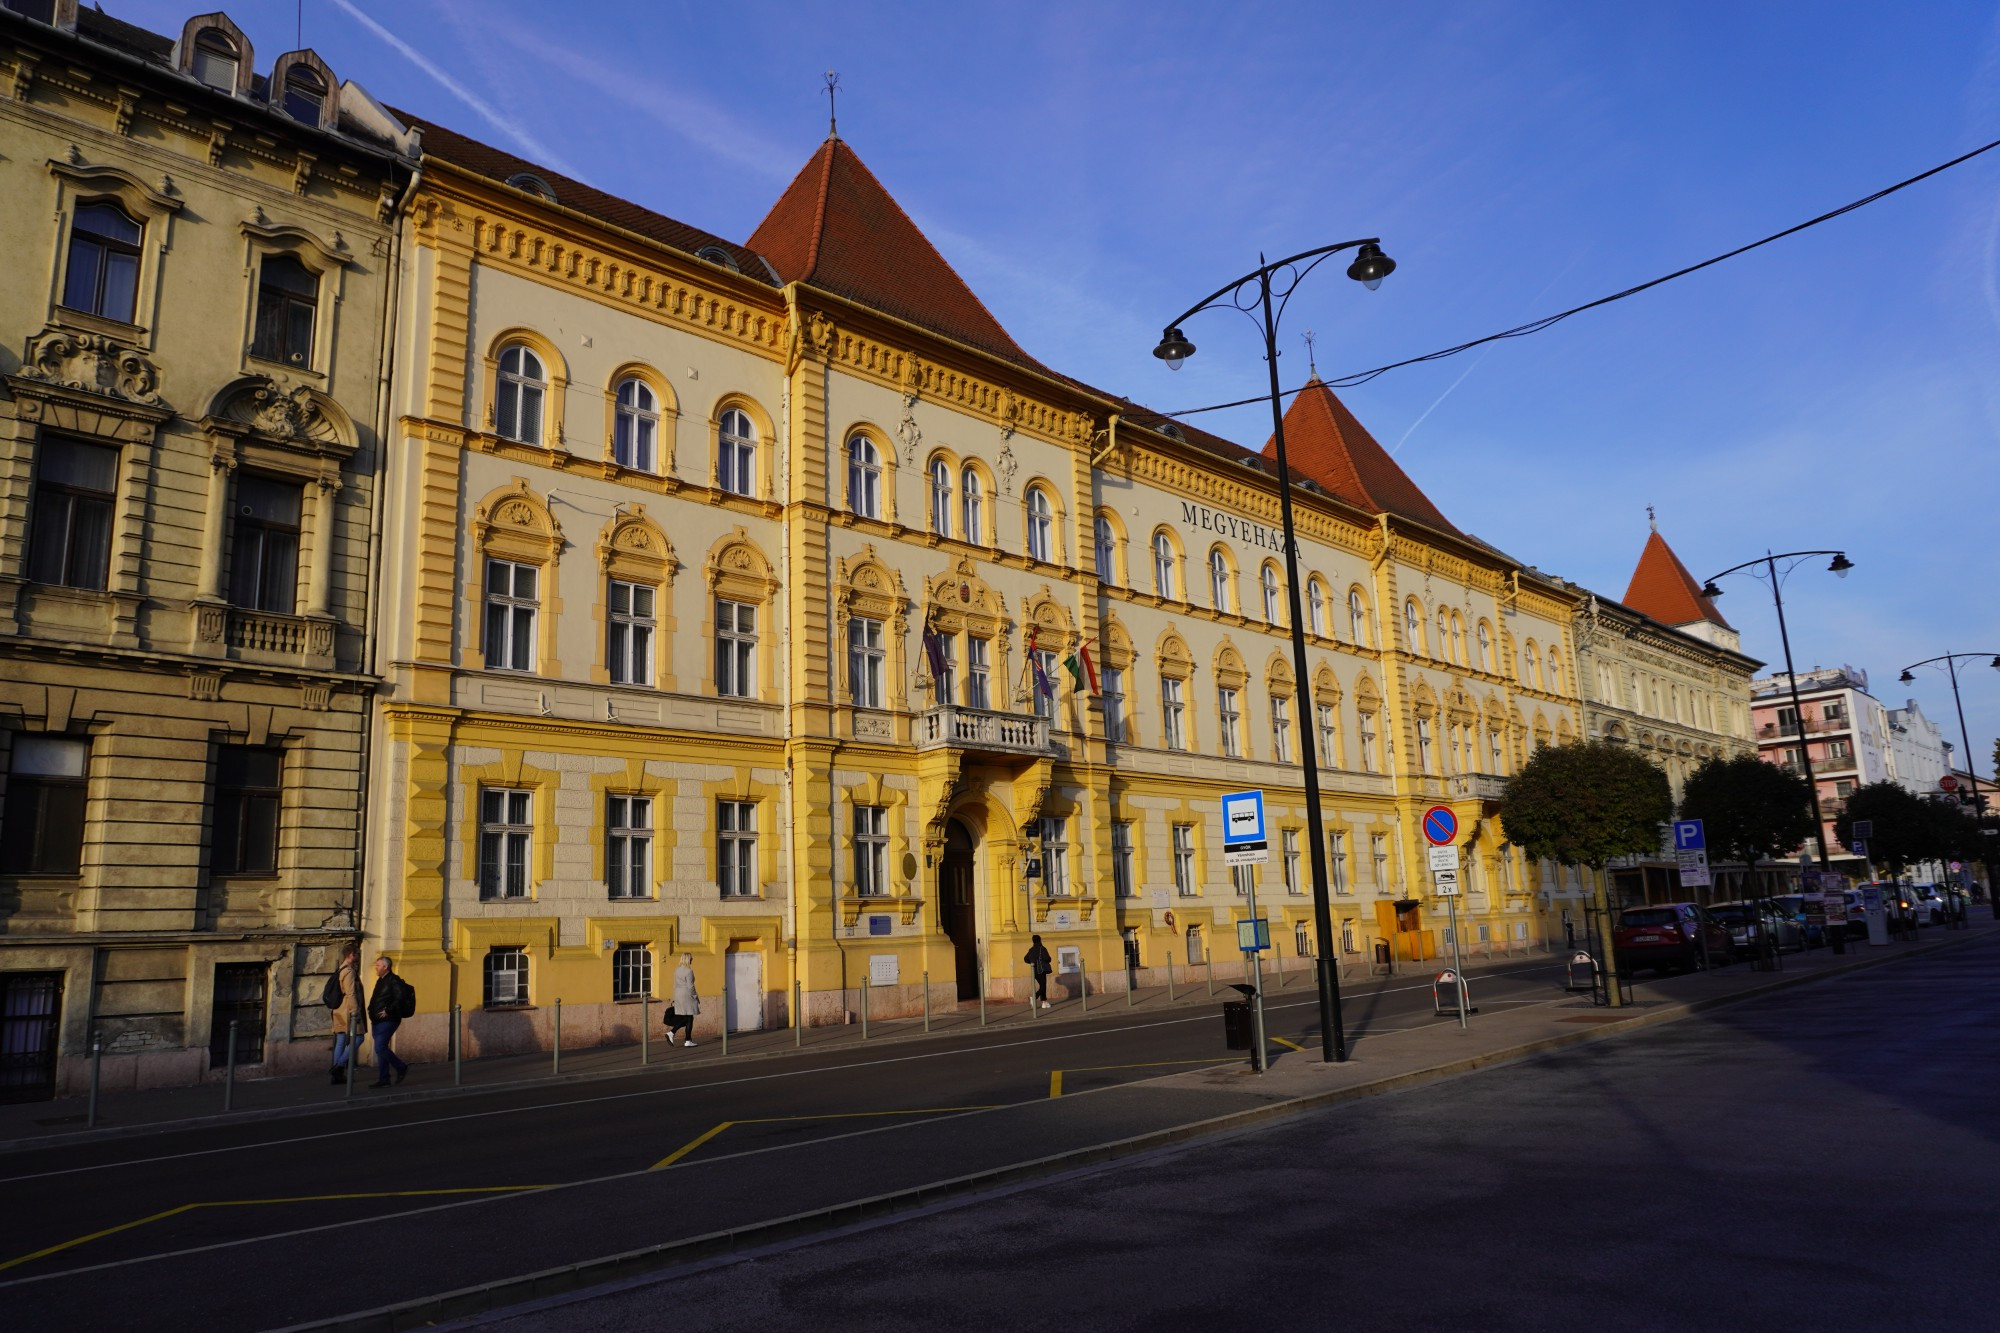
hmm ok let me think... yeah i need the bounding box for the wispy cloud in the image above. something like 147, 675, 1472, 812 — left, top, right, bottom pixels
327, 0, 582, 179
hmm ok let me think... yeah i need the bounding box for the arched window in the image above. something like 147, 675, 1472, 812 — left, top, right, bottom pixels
1094, 515, 1116, 582
1307, 579, 1327, 636
283, 64, 326, 123
1025, 486, 1053, 562
62, 204, 142, 323
1261, 565, 1282, 623
613, 378, 658, 472
192, 27, 239, 91
1209, 549, 1231, 611
1548, 648, 1564, 694
1477, 621, 1493, 673
495, 345, 546, 445
1348, 590, 1369, 646
1526, 641, 1542, 690
1452, 613, 1466, 664
1436, 607, 1450, 661
847, 435, 881, 519
1405, 600, 1423, 653
960, 466, 983, 542
718, 408, 757, 497
929, 459, 952, 537
1154, 533, 1177, 599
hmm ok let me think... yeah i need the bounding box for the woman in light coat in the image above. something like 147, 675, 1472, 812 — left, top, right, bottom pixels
328, 942, 362, 1084
667, 953, 700, 1047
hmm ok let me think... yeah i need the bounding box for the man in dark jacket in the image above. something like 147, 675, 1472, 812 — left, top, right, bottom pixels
365, 955, 411, 1087
1024, 934, 1053, 1009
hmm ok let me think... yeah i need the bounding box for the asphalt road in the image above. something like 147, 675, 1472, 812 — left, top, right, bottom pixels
0, 956, 1570, 1330
468, 933, 2000, 1333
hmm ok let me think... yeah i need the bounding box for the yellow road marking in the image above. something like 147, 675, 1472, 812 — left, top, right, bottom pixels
651, 1106, 997, 1171
2, 1186, 544, 1273
1049, 1071, 1062, 1099
1046, 1056, 1240, 1097
1269, 1036, 1306, 1052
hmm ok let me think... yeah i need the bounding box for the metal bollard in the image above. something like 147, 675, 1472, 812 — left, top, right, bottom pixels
922, 970, 931, 1033
721, 1004, 728, 1057
978, 958, 987, 1027
452, 1004, 462, 1087
794, 979, 803, 1048
223, 1020, 238, 1113
345, 1015, 360, 1100
1167, 949, 1176, 1002
860, 979, 870, 1040
552, 999, 562, 1077
1274, 939, 1286, 988
1126, 952, 1134, 1007
87, 1040, 102, 1128
1205, 956, 1214, 997
641, 993, 650, 1066
1080, 956, 1088, 1013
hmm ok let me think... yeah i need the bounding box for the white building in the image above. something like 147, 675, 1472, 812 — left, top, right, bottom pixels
1884, 699, 1950, 795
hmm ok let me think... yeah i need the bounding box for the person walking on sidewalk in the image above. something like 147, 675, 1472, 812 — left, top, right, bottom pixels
666, 953, 701, 1047
327, 942, 361, 1085
1024, 934, 1053, 1009
366, 955, 413, 1087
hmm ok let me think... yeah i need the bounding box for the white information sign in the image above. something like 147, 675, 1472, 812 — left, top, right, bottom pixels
1427, 845, 1461, 873
1431, 867, 1461, 897
1676, 847, 1711, 888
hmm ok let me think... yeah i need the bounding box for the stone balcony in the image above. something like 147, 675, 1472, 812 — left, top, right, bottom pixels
192, 601, 337, 670
1446, 772, 1510, 802
917, 704, 1052, 758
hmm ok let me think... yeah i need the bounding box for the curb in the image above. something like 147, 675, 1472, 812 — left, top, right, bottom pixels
280, 927, 1995, 1332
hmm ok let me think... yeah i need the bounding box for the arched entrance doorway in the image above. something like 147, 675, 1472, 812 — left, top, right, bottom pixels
940, 819, 979, 1000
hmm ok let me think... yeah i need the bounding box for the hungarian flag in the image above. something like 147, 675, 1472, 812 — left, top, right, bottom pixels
1064, 639, 1099, 694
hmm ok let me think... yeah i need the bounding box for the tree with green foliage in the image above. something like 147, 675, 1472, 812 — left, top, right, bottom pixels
1832, 781, 1961, 874
1677, 755, 1813, 883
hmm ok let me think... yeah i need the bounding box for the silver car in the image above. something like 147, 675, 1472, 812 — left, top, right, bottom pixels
1708, 900, 1804, 953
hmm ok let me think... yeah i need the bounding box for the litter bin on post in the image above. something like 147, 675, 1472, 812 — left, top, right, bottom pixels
1221, 992, 1254, 1050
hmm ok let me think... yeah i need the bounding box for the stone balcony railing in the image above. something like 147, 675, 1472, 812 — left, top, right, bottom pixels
917, 704, 1052, 757
1446, 772, 1510, 802
193, 602, 337, 669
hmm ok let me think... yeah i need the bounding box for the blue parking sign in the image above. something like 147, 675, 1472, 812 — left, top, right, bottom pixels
1673, 819, 1705, 851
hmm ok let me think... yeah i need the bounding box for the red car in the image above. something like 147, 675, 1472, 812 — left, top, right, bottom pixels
1613, 902, 1732, 975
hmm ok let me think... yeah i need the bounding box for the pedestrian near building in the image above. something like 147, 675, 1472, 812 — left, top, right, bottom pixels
1024, 934, 1053, 1009
366, 955, 413, 1087
327, 942, 361, 1085
666, 953, 701, 1047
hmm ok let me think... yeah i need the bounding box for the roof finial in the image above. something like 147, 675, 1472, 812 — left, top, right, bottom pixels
823, 70, 841, 141
1303, 329, 1318, 377
1647, 503, 1656, 531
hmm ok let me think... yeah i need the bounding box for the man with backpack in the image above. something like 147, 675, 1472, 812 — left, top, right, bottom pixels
325, 942, 361, 1085
365, 954, 415, 1087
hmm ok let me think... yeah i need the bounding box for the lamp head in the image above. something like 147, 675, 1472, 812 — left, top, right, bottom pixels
1152, 326, 1196, 371
1700, 580, 1724, 600
1346, 241, 1396, 291
1989, 656, 2000, 671
1828, 552, 1853, 578
1900, 670, 1915, 684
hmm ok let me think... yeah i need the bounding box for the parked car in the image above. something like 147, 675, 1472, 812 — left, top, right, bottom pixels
1902, 885, 1949, 925
1838, 889, 1870, 939
1770, 894, 1826, 946
1613, 903, 1733, 975
1708, 900, 1805, 954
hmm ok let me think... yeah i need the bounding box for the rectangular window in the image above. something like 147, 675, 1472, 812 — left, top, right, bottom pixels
1775, 705, 1799, 732
250, 255, 318, 367
1039, 815, 1069, 896
28, 437, 117, 592
1328, 831, 1349, 895
1171, 822, 1196, 896
1031, 648, 1059, 720
1317, 703, 1338, 768
62, 204, 142, 322
931, 633, 956, 705
1232, 863, 1254, 897
715, 599, 757, 698
1822, 702, 1845, 723
607, 581, 655, 686
211, 744, 281, 876
718, 800, 757, 897
1416, 719, 1434, 773
1111, 821, 1135, 898
1162, 676, 1187, 750
1827, 740, 1852, 759
612, 943, 652, 1000
1102, 667, 1126, 743
483, 559, 538, 671
1, 736, 89, 875
606, 795, 651, 899
484, 946, 529, 1007
966, 637, 991, 710
1372, 834, 1388, 888
848, 616, 885, 709
1217, 687, 1241, 758
1283, 829, 1302, 895
478, 788, 532, 899
1271, 694, 1292, 764
1835, 779, 1853, 797
1358, 712, 1378, 772
853, 804, 888, 897
227, 475, 302, 614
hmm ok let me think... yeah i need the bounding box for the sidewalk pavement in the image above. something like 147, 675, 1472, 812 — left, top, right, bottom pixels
6, 917, 1992, 1154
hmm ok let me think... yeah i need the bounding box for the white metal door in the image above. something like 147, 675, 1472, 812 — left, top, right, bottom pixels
724, 952, 764, 1032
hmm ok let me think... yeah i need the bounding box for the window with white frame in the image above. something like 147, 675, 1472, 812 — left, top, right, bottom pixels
1489, 726, 1505, 771
1270, 693, 1292, 763
484, 946, 528, 1007
1358, 711, 1378, 772
495, 345, 545, 445
613, 379, 658, 472
1318, 703, 1339, 768
1025, 486, 1054, 562
718, 408, 757, 497
1162, 676, 1186, 750
1217, 687, 1241, 757
1094, 516, 1116, 582
1102, 667, 1126, 743
717, 800, 757, 897
607, 580, 654, 686
1437, 608, 1451, 662
28, 437, 118, 592
1329, 830, 1349, 895
1038, 815, 1070, 896
1478, 622, 1493, 673
1232, 863, 1255, 896
190, 26, 239, 90
1261, 565, 1281, 622
478, 788, 532, 899
1405, 600, 1423, 653
848, 616, 885, 709
930, 459, 952, 537
1209, 549, 1231, 610
931, 632, 957, 704
606, 794, 651, 899
1154, 533, 1177, 598
966, 637, 992, 710
1112, 820, 1134, 897
853, 804, 889, 896
483, 559, 538, 671
1031, 647, 1059, 719
1283, 828, 1301, 895
612, 943, 652, 1000
1416, 717, 1434, 772
1171, 822, 1196, 896
716, 598, 756, 698
1349, 590, 1369, 645
847, 435, 881, 519
1, 736, 89, 876
960, 466, 983, 541
1308, 581, 1327, 636
1372, 833, 1388, 887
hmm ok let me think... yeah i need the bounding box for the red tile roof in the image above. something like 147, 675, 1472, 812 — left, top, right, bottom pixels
1622, 529, 1731, 628
1259, 377, 1459, 535
749, 137, 1038, 368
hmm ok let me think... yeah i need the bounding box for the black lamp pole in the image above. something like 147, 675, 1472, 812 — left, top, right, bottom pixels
1153, 238, 1396, 1063
1898, 651, 2000, 909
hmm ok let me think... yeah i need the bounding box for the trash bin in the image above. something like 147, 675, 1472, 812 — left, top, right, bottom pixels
1373, 942, 1391, 965
1221, 999, 1254, 1050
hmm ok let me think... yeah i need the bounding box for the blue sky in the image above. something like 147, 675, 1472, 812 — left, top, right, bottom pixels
122, 1, 2000, 779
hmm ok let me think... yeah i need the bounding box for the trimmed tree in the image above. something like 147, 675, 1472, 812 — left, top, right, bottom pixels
1833, 781, 1955, 876
1500, 740, 1674, 1004
1677, 755, 1813, 895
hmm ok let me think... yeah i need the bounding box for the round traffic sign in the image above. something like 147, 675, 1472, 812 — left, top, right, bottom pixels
1422, 805, 1458, 846
1940, 775, 1959, 792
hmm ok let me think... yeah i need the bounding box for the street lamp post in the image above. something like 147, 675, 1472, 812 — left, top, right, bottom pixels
1898, 652, 2000, 910
1153, 238, 1397, 1063
1701, 550, 1853, 959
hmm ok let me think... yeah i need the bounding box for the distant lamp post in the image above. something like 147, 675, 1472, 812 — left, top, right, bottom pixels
1701, 551, 1853, 952
1153, 236, 1396, 1063
1896, 651, 2000, 909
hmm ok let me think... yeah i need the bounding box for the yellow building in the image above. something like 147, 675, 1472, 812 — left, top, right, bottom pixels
365, 118, 1588, 1059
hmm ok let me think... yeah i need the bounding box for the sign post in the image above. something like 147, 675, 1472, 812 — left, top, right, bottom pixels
1221, 791, 1270, 1071
1422, 807, 1468, 1029
1671, 820, 1713, 967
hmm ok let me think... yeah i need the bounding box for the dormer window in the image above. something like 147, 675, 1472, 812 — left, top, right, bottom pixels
193, 29, 240, 92
283, 66, 326, 125
505, 173, 558, 205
